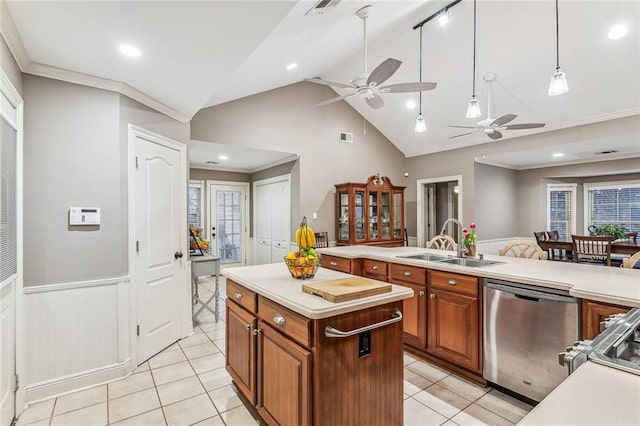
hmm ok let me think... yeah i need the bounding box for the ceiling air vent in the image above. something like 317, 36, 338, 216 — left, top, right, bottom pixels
306, 0, 342, 15
595, 149, 619, 155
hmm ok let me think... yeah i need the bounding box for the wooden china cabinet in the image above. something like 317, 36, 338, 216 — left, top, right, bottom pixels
335, 174, 405, 247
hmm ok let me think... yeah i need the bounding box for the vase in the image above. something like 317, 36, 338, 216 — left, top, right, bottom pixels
465, 244, 477, 257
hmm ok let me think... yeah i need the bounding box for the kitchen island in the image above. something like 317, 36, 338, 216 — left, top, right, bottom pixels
222, 263, 413, 426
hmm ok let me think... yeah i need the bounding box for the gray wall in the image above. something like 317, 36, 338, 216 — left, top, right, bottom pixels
1, 35, 22, 95
23, 76, 189, 286
475, 163, 518, 239
191, 81, 406, 240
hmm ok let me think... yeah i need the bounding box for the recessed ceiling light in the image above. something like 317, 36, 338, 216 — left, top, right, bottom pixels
406, 100, 416, 109
286, 63, 298, 71
118, 44, 141, 58
608, 24, 629, 40
218, 155, 228, 161
552, 152, 564, 158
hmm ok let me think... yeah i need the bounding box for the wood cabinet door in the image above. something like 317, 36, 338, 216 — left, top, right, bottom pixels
257, 322, 311, 426
225, 301, 257, 404
582, 300, 630, 340
400, 282, 427, 348
427, 289, 480, 372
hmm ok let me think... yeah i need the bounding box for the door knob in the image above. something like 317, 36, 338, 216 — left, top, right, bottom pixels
174, 251, 183, 259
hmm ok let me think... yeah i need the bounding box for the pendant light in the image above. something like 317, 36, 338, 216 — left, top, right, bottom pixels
415, 25, 427, 133
548, 0, 569, 96
466, 0, 481, 118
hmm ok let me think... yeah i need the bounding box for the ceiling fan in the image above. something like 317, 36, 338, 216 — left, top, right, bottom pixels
449, 72, 545, 140
304, 5, 437, 110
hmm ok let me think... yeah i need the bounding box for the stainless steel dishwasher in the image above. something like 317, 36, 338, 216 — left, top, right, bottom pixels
483, 278, 579, 402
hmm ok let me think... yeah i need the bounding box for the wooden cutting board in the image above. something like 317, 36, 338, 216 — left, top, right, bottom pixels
302, 277, 392, 303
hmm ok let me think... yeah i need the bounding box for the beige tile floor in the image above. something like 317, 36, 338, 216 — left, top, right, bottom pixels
16, 276, 533, 426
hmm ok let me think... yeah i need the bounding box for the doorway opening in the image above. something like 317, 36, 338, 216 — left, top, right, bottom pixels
416, 175, 462, 248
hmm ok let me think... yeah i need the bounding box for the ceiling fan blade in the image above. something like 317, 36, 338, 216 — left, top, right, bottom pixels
365, 94, 385, 109
449, 132, 476, 139
378, 82, 437, 93
491, 114, 517, 127
367, 58, 402, 86
487, 130, 503, 140
504, 123, 546, 130
304, 77, 355, 89
313, 93, 356, 107
447, 125, 478, 129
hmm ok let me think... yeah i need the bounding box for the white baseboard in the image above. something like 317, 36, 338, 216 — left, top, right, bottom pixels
25, 359, 132, 405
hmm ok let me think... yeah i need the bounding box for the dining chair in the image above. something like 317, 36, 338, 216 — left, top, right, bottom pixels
313, 232, 329, 248
625, 232, 638, 243
572, 235, 612, 266
427, 235, 458, 251
534, 231, 548, 243
547, 230, 560, 240
499, 241, 548, 260
622, 251, 640, 269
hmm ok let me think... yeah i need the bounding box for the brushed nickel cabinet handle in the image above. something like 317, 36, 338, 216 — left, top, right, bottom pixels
246, 324, 251, 330
419, 291, 425, 296
403, 271, 411, 276
234, 292, 242, 299
330, 261, 338, 266
447, 279, 457, 286
253, 328, 261, 335
273, 315, 286, 326
430, 294, 436, 299
372, 265, 379, 270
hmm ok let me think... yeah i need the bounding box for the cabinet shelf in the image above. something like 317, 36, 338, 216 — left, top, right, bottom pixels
335, 175, 405, 247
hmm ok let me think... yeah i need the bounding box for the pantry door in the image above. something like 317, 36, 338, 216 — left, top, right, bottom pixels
207, 181, 249, 266
254, 175, 291, 264
130, 125, 188, 363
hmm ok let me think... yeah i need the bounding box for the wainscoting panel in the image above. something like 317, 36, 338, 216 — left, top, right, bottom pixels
23, 277, 131, 403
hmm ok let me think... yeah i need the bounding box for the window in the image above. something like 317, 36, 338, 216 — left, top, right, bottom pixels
1, 115, 17, 282
584, 181, 640, 233
188, 180, 204, 230
547, 184, 577, 239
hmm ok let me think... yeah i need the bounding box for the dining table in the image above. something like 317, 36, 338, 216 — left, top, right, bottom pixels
538, 238, 640, 256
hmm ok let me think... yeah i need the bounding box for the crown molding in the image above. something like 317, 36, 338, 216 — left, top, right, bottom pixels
25, 62, 189, 123
475, 152, 640, 172
0, 0, 31, 71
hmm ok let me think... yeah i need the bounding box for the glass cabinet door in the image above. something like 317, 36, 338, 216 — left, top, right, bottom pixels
381, 192, 390, 238
393, 191, 402, 238
355, 190, 366, 241
368, 190, 378, 240
338, 191, 349, 241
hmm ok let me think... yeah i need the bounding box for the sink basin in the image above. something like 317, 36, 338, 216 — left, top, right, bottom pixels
438, 258, 505, 267
397, 253, 450, 262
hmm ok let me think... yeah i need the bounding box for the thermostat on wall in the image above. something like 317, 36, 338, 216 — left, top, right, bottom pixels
69, 207, 101, 225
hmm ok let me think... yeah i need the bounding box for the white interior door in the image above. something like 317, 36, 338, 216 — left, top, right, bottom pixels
253, 175, 291, 264
207, 182, 249, 266
132, 127, 186, 363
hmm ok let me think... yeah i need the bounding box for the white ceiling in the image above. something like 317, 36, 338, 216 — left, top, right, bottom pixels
4, 0, 640, 170
189, 140, 298, 173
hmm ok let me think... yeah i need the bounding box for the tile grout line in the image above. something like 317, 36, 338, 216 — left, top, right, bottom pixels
146, 352, 169, 426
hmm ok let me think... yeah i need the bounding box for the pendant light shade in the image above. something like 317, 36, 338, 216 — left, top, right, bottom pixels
415, 25, 427, 133
548, 0, 569, 96
466, 0, 481, 118
415, 114, 427, 132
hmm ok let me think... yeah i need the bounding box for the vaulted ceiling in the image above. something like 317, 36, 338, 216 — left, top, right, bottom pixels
4, 0, 639, 166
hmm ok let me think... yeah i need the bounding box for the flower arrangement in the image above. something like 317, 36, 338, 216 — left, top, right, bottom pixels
462, 223, 477, 246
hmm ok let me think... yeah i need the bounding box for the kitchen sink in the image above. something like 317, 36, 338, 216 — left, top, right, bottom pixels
397, 253, 450, 262
438, 258, 505, 267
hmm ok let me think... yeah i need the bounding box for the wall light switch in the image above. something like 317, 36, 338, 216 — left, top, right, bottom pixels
312, 212, 317, 219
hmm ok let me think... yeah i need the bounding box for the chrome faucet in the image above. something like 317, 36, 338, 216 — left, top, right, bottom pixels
440, 218, 467, 258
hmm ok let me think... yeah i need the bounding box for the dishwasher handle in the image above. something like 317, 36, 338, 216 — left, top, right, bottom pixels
485, 282, 577, 303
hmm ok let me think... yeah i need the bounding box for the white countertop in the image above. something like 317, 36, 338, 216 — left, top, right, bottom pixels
519, 361, 640, 425
221, 263, 413, 319
317, 246, 640, 307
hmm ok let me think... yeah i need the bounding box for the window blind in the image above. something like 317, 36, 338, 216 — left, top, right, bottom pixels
1, 116, 17, 282
547, 184, 576, 239
188, 183, 203, 229
587, 184, 640, 233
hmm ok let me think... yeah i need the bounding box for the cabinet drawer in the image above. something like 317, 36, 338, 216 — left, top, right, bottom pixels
389, 263, 426, 285
258, 296, 310, 348
429, 270, 478, 296
321, 255, 351, 273
363, 259, 388, 277
227, 280, 257, 313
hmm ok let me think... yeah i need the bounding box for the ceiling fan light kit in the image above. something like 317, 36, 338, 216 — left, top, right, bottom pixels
548, 0, 569, 96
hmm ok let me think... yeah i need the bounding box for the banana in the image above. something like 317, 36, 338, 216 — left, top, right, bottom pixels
295, 217, 317, 250
295, 227, 302, 248
306, 226, 316, 248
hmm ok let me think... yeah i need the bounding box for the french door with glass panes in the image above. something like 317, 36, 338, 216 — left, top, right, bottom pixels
207, 182, 249, 266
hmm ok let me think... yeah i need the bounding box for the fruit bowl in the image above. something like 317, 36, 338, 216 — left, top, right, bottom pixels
284, 254, 321, 279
